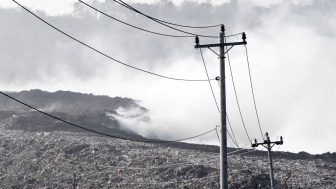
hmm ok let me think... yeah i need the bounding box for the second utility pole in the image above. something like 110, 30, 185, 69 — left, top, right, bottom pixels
252, 132, 283, 189
195, 25, 246, 189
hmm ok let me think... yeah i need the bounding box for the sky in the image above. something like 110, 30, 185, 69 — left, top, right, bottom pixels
1, 0, 335, 154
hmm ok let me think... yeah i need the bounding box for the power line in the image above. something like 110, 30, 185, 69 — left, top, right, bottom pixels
215, 126, 220, 143
225, 37, 252, 144
244, 44, 264, 140
0, 91, 216, 144
199, 48, 220, 112
198, 48, 239, 148
13, 0, 215, 82
115, 0, 243, 38
216, 125, 239, 149
79, 0, 192, 38
114, 0, 220, 29
114, 0, 218, 38
226, 115, 240, 148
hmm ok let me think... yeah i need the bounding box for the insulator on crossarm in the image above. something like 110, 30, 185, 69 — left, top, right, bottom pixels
195, 36, 199, 47
242, 32, 246, 42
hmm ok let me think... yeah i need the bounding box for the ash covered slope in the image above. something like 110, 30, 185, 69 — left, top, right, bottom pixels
0, 128, 335, 188
0, 89, 147, 140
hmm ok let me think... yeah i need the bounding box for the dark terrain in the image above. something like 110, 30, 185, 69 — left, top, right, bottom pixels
0, 89, 335, 188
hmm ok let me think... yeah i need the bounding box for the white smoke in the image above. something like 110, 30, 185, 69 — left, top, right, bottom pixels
40, 102, 62, 113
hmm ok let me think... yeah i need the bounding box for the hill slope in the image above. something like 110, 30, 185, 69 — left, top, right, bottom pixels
0, 89, 147, 140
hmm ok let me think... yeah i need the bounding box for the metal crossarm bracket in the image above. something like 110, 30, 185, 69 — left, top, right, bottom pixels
195, 41, 247, 49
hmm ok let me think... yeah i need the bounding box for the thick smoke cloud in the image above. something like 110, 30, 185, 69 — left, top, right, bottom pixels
0, 0, 335, 154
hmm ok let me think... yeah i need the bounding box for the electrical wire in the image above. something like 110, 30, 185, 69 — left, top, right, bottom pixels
0, 91, 217, 144
13, 0, 215, 82
88, 0, 244, 39
199, 48, 220, 113
216, 125, 239, 148
226, 115, 240, 148
225, 37, 252, 144
114, 0, 220, 29
215, 126, 220, 143
198, 48, 239, 148
116, 0, 243, 38
79, 0, 192, 38
244, 44, 264, 140
113, 0, 219, 38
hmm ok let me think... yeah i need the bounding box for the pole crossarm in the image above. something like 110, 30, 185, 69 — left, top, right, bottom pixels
195, 41, 247, 49
252, 132, 283, 148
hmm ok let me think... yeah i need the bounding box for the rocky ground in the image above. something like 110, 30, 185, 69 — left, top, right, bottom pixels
0, 127, 335, 189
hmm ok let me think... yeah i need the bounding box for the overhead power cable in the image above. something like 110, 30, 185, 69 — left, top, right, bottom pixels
225, 37, 252, 144
114, 0, 242, 38
113, 0, 220, 29
0, 91, 216, 143
198, 49, 239, 148
112, 0, 219, 38
215, 126, 220, 143
116, 0, 243, 38
13, 0, 214, 82
244, 44, 264, 140
216, 125, 239, 149
79, 0, 193, 38
80, 0, 239, 38
226, 115, 240, 148
199, 48, 220, 112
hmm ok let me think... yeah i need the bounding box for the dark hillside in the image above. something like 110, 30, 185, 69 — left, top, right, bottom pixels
0, 89, 147, 140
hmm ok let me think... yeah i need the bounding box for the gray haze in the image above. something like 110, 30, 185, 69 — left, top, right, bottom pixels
1, 0, 335, 154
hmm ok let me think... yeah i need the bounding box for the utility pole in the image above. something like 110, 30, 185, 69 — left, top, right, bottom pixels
73, 172, 76, 189
195, 25, 247, 189
252, 132, 283, 189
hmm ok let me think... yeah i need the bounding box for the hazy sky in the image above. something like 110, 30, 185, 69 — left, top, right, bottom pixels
1, 0, 335, 154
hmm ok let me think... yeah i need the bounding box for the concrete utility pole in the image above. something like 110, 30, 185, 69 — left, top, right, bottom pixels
195, 25, 247, 189
252, 132, 283, 189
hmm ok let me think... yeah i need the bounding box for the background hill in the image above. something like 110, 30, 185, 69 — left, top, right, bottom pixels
0, 89, 146, 114
0, 89, 148, 140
